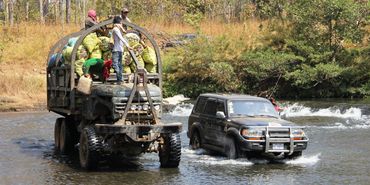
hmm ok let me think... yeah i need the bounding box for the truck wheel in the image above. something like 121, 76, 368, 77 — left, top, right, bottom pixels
159, 134, 181, 168
54, 118, 63, 152
190, 131, 201, 150
287, 151, 302, 160
59, 118, 75, 154
79, 126, 101, 170
225, 136, 238, 159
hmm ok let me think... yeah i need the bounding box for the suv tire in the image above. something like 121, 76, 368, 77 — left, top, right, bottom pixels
190, 131, 201, 150
225, 136, 238, 159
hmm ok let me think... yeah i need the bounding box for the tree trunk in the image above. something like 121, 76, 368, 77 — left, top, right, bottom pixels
25, 1, 29, 21
74, 0, 77, 24
59, 0, 64, 24
82, 0, 86, 27
8, 0, 13, 26
66, 0, 70, 23
4, 0, 8, 24
54, 0, 58, 23
39, 0, 44, 24
44, 0, 49, 17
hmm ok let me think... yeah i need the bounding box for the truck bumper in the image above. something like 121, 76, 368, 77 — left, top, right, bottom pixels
94, 122, 182, 142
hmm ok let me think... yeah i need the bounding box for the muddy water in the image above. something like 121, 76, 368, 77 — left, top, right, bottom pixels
1, 101, 370, 185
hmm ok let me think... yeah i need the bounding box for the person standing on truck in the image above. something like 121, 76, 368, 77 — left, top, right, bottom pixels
83, 58, 112, 82
120, 8, 131, 30
112, 16, 131, 84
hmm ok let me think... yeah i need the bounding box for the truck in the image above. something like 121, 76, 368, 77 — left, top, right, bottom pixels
47, 19, 182, 169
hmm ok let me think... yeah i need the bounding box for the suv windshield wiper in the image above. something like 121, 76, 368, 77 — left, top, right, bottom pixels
231, 114, 256, 117
256, 114, 278, 118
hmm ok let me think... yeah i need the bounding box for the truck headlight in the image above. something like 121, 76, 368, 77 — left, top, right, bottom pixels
241, 128, 264, 140
292, 129, 306, 140
130, 105, 137, 110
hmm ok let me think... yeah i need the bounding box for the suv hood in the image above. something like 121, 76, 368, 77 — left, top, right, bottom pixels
230, 117, 295, 127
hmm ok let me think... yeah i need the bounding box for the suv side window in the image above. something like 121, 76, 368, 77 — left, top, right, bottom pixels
194, 97, 207, 113
204, 98, 218, 116
216, 100, 225, 114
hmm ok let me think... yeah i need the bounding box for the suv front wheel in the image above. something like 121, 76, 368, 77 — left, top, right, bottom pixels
224, 136, 238, 159
190, 131, 201, 150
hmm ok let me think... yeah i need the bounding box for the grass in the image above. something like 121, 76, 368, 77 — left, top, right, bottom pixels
0, 23, 80, 111
0, 20, 263, 111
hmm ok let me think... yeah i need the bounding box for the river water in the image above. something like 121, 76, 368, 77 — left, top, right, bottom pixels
1, 100, 370, 185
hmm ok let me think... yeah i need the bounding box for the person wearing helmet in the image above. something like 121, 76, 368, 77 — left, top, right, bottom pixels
120, 8, 132, 30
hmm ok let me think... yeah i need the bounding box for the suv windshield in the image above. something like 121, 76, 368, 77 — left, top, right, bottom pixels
228, 100, 279, 118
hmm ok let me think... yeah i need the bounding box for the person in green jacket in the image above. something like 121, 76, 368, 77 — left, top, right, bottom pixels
83, 58, 112, 81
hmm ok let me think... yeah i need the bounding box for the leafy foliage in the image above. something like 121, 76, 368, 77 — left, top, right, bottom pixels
163, 0, 370, 99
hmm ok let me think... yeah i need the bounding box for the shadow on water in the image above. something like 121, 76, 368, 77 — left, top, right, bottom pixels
11, 137, 159, 173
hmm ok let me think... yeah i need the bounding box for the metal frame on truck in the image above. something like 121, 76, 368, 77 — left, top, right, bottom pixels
47, 19, 163, 117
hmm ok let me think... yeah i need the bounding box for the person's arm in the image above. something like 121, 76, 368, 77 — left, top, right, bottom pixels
113, 27, 131, 48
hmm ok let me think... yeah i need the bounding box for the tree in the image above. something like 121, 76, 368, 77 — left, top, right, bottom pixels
39, 0, 44, 24
66, 0, 70, 23
287, 0, 367, 62
8, 0, 13, 26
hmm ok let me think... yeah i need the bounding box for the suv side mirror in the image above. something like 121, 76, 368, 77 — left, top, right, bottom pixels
216, 111, 226, 119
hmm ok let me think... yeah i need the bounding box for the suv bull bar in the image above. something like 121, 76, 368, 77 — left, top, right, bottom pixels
244, 126, 309, 155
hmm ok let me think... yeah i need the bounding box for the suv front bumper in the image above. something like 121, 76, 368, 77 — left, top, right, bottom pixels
239, 139, 308, 153
238, 126, 308, 154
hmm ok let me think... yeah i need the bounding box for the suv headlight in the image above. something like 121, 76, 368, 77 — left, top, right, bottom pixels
292, 129, 306, 140
241, 128, 264, 140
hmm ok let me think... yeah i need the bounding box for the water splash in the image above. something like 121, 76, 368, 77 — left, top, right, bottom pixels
285, 153, 321, 166
282, 103, 363, 119
183, 148, 319, 166
168, 103, 193, 117
182, 148, 253, 166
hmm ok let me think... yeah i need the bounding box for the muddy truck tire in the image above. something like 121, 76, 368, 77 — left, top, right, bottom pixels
79, 126, 103, 170
59, 118, 79, 154
159, 134, 181, 168
54, 118, 63, 152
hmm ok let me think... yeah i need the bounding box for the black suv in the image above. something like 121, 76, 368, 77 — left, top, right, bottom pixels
187, 93, 308, 159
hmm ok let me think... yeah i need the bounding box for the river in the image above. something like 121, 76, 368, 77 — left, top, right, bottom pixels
0, 100, 369, 185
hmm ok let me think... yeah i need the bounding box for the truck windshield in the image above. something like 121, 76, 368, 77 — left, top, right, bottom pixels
228, 100, 279, 118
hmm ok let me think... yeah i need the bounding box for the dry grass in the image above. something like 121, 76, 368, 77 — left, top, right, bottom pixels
0, 23, 80, 110
0, 20, 263, 111
141, 19, 264, 48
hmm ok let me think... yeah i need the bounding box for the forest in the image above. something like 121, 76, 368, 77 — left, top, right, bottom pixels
0, 0, 369, 110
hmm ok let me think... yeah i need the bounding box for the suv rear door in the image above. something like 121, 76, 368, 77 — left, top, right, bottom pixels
188, 96, 206, 138
202, 98, 227, 147
202, 98, 218, 144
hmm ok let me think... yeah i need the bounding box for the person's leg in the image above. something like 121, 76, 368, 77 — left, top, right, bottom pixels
112, 51, 122, 82
117, 51, 123, 82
